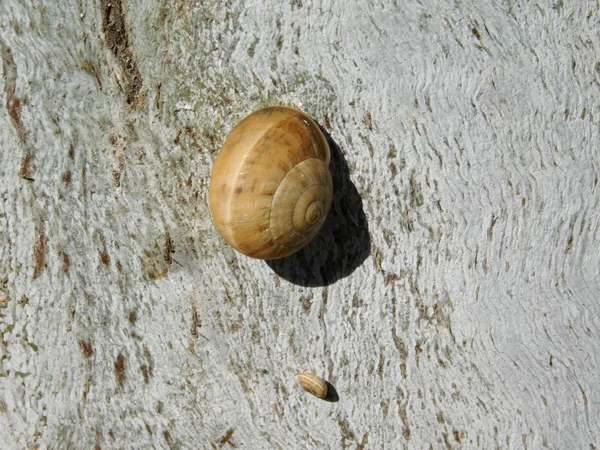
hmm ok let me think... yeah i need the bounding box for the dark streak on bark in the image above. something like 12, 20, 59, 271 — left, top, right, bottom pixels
565, 234, 574, 254
164, 232, 173, 265
190, 302, 199, 342
62, 251, 70, 274
82, 166, 87, 197
33, 228, 46, 279
143, 344, 154, 379
392, 328, 408, 360
357, 432, 369, 450
1, 42, 36, 182
100, 0, 143, 106
20, 153, 33, 180
487, 215, 497, 239
140, 364, 150, 384
82, 58, 103, 89
1, 40, 26, 143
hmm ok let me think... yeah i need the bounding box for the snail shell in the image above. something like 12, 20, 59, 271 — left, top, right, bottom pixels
297, 372, 328, 399
209, 106, 333, 260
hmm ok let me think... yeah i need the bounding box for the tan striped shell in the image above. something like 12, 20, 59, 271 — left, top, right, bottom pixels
209, 106, 332, 260
297, 372, 328, 399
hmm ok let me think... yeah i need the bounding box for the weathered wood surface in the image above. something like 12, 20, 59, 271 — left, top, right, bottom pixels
1, 0, 599, 448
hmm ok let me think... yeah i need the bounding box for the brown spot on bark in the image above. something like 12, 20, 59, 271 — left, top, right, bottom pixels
116, 260, 123, 272
100, 0, 143, 106
63, 171, 72, 183
62, 252, 70, 274
100, 251, 110, 266
33, 228, 46, 279
109, 133, 119, 146
128, 311, 137, 325
385, 273, 398, 285
357, 432, 369, 450
381, 401, 389, 417
217, 429, 235, 446
79, 340, 94, 358
114, 353, 126, 387
338, 419, 356, 448
472, 27, 482, 40
363, 112, 373, 131
453, 430, 465, 443
112, 170, 122, 187
409, 174, 423, 207
392, 329, 408, 360
299, 296, 312, 313
95, 429, 105, 450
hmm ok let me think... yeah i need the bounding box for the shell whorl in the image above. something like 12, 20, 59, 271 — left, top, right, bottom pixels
209, 106, 332, 260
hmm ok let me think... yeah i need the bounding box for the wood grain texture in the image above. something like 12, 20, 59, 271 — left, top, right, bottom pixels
0, 0, 599, 448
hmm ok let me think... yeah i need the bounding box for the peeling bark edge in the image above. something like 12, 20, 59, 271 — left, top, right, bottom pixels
100, 0, 143, 106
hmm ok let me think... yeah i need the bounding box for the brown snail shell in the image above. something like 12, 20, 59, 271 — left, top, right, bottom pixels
209, 106, 332, 260
297, 372, 328, 399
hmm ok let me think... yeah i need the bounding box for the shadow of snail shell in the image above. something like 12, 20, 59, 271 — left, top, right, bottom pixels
297, 372, 328, 399
209, 106, 333, 260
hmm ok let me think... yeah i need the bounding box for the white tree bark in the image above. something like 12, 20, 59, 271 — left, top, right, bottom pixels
1, 0, 599, 448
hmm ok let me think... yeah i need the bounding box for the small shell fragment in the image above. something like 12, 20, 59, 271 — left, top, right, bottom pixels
297, 372, 328, 399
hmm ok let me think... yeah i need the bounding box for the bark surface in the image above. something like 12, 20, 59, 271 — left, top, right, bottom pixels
1, 0, 599, 448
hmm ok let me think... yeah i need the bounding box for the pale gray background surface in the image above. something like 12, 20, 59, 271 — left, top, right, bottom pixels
1, 0, 599, 448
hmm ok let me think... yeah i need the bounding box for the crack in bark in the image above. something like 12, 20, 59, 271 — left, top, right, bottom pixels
100, 0, 143, 106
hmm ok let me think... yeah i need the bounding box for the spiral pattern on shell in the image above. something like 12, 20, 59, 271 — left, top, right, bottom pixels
209, 106, 333, 260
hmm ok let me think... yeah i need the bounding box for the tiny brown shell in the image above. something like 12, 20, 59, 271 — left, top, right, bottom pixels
297, 372, 328, 399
